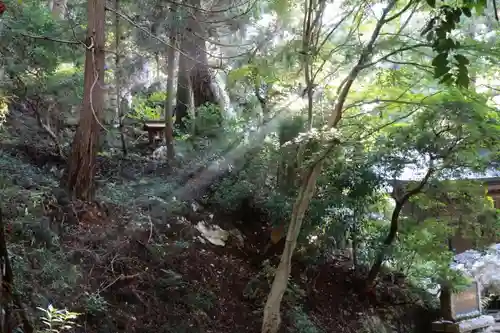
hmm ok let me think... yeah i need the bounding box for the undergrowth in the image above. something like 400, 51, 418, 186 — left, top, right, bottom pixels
0, 130, 441, 333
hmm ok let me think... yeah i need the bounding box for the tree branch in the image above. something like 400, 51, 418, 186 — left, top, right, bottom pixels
360, 43, 429, 69
366, 160, 435, 288
3, 24, 81, 45
312, 9, 359, 82
343, 98, 429, 113
384, 0, 416, 23
329, 0, 398, 127
384, 59, 433, 73
163, 0, 255, 14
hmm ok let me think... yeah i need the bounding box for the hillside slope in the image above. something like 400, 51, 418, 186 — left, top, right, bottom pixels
0, 109, 439, 333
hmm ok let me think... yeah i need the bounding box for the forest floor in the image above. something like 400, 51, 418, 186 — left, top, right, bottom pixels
0, 107, 439, 333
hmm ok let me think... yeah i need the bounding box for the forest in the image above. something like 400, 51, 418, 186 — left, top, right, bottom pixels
0, 0, 499, 332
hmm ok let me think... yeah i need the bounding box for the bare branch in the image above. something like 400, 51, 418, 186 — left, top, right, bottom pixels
198, 5, 256, 25
384, 0, 416, 23
193, 42, 256, 61
29, 98, 66, 158
316, 7, 357, 52
384, 59, 433, 73
394, 2, 420, 35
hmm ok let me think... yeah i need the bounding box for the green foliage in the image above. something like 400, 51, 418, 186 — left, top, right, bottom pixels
304, 159, 384, 248
83, 292, 108, 315
37, 304, 80, 333
268, 0, 293, 18
360, 88, 500, 287
422, 0, 492, 88
210, 141, 276, 211
128, 91, 169, 121
185, 102, 223, 137
42, 65, 85, 105
0, 0, 82, 93
11, 247, 82, 298
227, 64, 257, 85
0, 0, 84, 128
2, 0, 500, 330
278, 116, 306, 144
392, 217, 457, 288
356, 218, 390, 266
22, 64, 85, 110
373, 91, 499, 178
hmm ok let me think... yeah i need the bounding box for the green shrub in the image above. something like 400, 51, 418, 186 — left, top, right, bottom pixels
289, 307, 322, 333
128, 91, 168, 121
37, 304, 80, 333
185, 102, 223, 137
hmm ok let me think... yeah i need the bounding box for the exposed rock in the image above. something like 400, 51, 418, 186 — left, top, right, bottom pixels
195, 221, 229, 246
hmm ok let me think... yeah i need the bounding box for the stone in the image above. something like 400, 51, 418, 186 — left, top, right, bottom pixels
431, 315, 495, 332
433, 281, 493, 332
440, 281, 481, 322
195, 222, 228, 246
452, 282, 482, 320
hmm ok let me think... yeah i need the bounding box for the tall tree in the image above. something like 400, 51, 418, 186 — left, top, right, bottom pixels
261, 1, 408, 332
164, 3, 177, 160
175, 0, 219, 126
62, 0, 105, 201
365, 95, 500, 287
115, 0, 127, 156
175, 40, 192, 128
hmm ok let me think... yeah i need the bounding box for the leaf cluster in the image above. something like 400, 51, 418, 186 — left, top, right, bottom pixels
422, 0, 490, 88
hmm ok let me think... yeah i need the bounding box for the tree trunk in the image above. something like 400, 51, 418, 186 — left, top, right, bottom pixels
175, 0, 218, 127
155, 52, 161, 81
261, 2, 397, 332
164, 4, 177, 160
62, 0, 105, 201
114, 0, 127, 157
262, 162, 323, 333
190, 63, 217, 108
276, 118, 304, 194
175, 44, 191, 128
365, 165, 434, 288
187, 0, 217, 108
188, 76, 195, 135
365, 200, 404, 287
